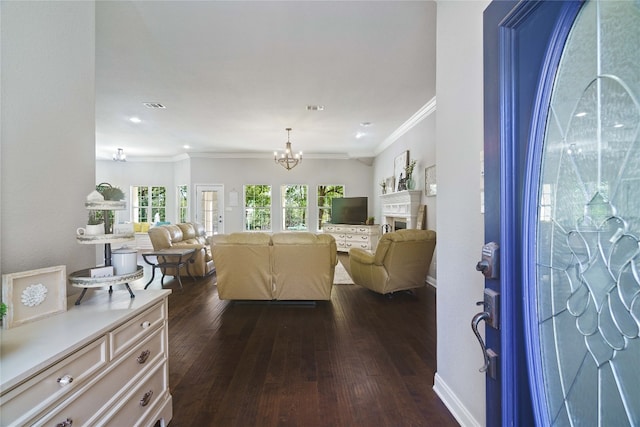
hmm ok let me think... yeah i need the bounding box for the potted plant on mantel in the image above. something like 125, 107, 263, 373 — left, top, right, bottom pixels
405, 160, 417, 190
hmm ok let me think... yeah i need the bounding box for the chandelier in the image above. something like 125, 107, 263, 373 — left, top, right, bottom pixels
112, 148, 126, 162
274, 128, 302, 171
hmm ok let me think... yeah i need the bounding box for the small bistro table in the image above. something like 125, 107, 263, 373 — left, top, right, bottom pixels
141, 247, 197, 290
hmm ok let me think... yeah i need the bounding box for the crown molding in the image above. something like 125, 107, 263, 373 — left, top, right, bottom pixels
374, 96, 437, 156
187, 152, 352, 160
96, 98, 436, 163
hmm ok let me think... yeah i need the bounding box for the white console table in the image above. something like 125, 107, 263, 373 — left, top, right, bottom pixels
322, 224, 381, 252
0, 290, 173, 427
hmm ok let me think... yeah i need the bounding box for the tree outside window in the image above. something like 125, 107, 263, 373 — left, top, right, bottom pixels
245, 185, 272, 231
281, 184, 308, 231
132, 186, 166, 223
178, 185, 188, 223
317, 185, 345, 229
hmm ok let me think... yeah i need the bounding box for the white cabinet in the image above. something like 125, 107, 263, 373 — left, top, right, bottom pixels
0, 290, 172, 427
322, 224, 381, 252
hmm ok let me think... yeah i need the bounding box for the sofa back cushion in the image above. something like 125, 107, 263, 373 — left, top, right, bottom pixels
177, 223, 196, 240
211, 232, 273, 300
165, 225, 183, 244
271, 232, 336, 300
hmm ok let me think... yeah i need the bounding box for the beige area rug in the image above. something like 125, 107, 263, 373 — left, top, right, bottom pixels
333, 260, 354, 285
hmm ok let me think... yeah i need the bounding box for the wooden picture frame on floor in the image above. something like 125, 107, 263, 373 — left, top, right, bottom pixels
416, 205, 427, 230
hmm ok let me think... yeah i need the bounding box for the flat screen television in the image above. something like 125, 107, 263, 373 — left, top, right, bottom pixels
331, 197, 368, 225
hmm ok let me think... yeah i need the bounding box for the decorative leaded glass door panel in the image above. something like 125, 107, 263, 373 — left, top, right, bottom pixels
528, 1, 640, 425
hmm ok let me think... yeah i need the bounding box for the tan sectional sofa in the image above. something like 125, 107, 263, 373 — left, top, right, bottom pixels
148, 222, 215, 277
211, 232, 337, 301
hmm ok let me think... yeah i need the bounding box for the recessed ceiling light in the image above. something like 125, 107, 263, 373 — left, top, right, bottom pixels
355, 132, 366, 139
183, 145, 190, 149
129, 117, 142, 123
143, 102, 166, 109
306, 105, 324, 111
613, 123, 624, 128
575, 111, 587, 117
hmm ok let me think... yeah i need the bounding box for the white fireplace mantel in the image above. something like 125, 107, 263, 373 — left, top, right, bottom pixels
380, 190, 422, 230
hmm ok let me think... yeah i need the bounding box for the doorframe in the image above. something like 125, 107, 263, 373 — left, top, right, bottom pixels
194, 183, 225, 235
484, 0, 584, 425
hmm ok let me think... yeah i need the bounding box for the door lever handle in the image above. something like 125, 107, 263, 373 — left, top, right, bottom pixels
471, 311, 491, 372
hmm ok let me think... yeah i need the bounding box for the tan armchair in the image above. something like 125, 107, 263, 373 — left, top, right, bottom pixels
349, 229, 436, 295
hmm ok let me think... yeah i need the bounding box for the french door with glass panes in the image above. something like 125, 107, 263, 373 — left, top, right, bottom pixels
195, 184, 224, 236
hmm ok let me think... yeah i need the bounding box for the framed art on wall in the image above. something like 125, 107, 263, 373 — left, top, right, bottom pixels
425, 165, 437, 196
394, 151, 409, 192
2, 265, 67, 329
385, 176, 396, 194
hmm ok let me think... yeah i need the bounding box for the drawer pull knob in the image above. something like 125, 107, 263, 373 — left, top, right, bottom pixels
57, 375, 74, 386
141, 321, 151, 329
139, 390, 153, 407
137, 349, 151, 364
56, 418, 73, 427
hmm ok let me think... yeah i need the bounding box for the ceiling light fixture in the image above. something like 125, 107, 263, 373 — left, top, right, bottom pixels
113, 148, 127, 162
129, 117, 142, 123
274, 128, 302, 171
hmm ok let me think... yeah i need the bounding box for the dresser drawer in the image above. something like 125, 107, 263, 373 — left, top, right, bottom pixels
0, 337, 107, 427
37, 327, 165, 427
103, 361, 169, 427
336, 241, 348, 250
344, 241, 371, 250
345, 234, 371, 243
110, 301, 165, 359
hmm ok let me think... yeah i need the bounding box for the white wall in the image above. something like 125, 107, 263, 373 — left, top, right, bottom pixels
0, 1, 96, 295
96, 160, 177, 223
97, 156, 374, 233
373, 112, 437, 280
192, 156, 374, 233
434, 1, 489, 426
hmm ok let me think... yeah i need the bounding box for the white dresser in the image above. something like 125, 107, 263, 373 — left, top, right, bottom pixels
322, 224, 381, 252
0, 290, 172, 427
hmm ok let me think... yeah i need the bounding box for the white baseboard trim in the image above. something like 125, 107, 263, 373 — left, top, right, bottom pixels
426, 275, 437, 288
433, 373, 482, 427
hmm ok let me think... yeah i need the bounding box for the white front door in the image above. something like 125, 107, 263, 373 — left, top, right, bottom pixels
195, 184, 224, 236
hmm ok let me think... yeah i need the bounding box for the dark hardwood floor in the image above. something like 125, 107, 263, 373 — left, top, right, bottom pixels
141, 255, 458, 427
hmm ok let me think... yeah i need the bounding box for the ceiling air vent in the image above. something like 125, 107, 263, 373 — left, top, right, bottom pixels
143, 102, 166, 109
306, 105, 324, 111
